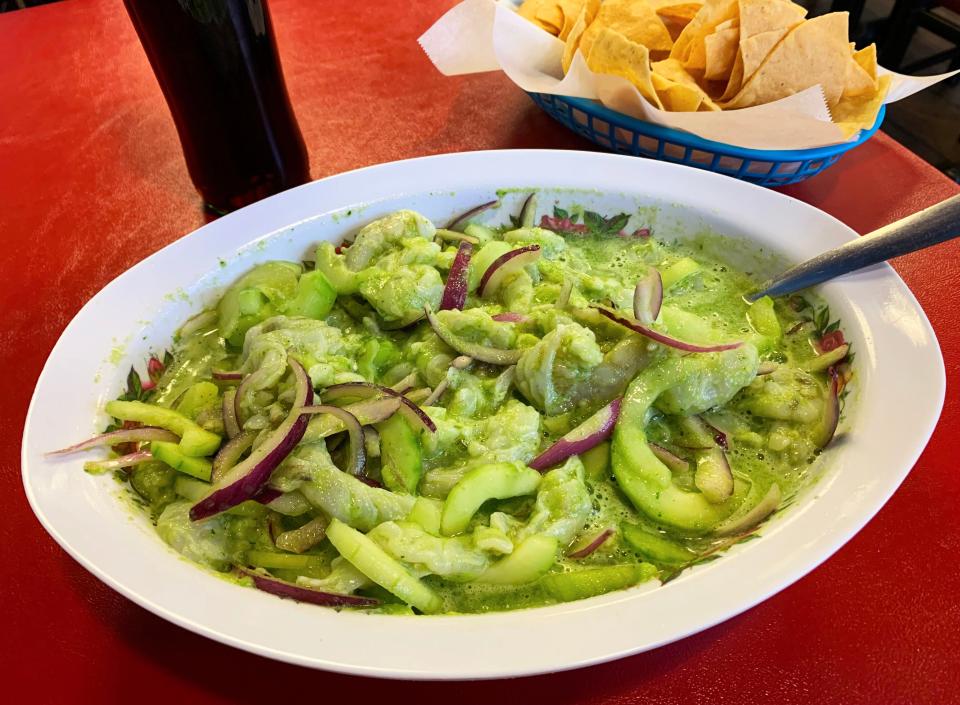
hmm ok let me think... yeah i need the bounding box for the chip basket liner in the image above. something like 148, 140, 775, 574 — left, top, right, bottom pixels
529, 92, 885, 187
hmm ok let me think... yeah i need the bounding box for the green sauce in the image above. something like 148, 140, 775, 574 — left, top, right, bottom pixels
108, 202, 850, 615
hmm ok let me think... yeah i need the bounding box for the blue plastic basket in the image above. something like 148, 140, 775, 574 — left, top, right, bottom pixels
528, 92, 885, 186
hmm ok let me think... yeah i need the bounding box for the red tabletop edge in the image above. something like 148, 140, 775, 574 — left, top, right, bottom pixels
2, 1, 958, 704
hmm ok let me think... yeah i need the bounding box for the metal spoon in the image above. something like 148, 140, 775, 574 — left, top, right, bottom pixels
747, 194, 960, 301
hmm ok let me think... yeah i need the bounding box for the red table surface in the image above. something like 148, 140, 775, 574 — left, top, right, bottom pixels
3, 1, 959, 702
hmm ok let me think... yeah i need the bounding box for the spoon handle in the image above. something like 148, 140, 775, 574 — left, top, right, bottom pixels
749, 194, 960, 301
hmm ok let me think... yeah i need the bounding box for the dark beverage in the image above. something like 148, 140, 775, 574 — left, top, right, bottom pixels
124, 0, 310, 213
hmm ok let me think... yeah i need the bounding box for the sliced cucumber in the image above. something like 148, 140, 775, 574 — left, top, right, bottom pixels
106, 399, 221, 457
463, 223, 497, 244
621, 522, 696, 565
315, 242, 361, 295
286, 270, 336, 319
175, 381, 220, 421
475, 535, 558, 584
580, 441, 611, 482
541, 563, 655, 602
441, 462, 541, 536
326, 519, 442, 613
377, 414, 422, 494
468, 240, 512, 292
173, 475, 208, 501
245, 550, 327, 573
660, 257, 700, 289
406, 497, 443, 535
746, 296, 782, 341
150, 440, 212, 481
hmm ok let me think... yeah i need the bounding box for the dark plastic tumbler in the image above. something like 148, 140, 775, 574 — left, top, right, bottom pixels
124, 0, 310, 213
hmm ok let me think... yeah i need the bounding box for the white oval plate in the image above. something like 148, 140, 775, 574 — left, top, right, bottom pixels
23, 150, 944, 680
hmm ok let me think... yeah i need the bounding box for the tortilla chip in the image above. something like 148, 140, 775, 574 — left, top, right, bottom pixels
844, 55, 877, 97
853, 42, 878, 82
652, 73, 704, 110
739, 27, 790, 84
518, 0, 563, 34
587, 27, 664, 109
655, 3, 704, 42
653, 58, 722, 109
652, 1, 704, 23
536, 3, 565, 34
562, 0, 601, 73
738, 0, 806, 39
704, 26, 740, 80
670, 0, 738, 65
719, 51, 744, 100
559, 0, 587, 40
580, 0, 675, 60
833, 74, 890, 138
723, 12, 853, 108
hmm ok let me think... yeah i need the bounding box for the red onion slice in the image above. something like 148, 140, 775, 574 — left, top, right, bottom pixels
567, 528, 614, 558
211, 430, 256, 483
492, 312, 531, 324
237, 568, 379, 608
439, 241, 473, 311
632, 269, 663, 324
253, 486, 284, 505
714, 483, 782, 536
648, 443, 690, 473
190, 357, 314, 521
321, 382, 385, 402
519, 193, 538, 228
393, 394, 437, 434
694, 448, 734, 503
424, 305, 523, 366
222, 388, 241, 439
813, 367, 841, 449
212, 369, 244, 381
322, 382, 436, 433
698, 415, 728, 450
596, 307, 743, 353
48, 427, 178, 456
529, 398, 622, 471
445, 199, 498, 231
477, 244, 541, 298
311, 397, 402, 440
83, 450, 153, 473
301, 405, 366, 476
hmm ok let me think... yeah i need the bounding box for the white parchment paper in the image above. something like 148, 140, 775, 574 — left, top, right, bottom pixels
419, 0, 958, 150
